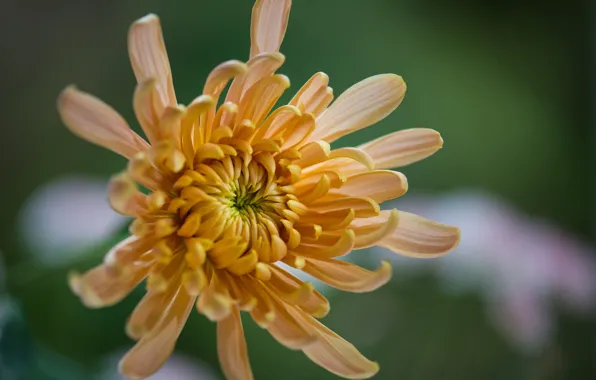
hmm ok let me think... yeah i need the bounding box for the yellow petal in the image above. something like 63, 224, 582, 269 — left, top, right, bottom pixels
379, 211, 460, 257
250, 0, 292, 57
128, 14, 176, 112
331, 171, 408, 203
290, 308, 380, 379
197, 272, 235, 321
311, 74, 406, 143
57, 86, 148, 158
218, 306, 254, 380
119, 287, 194, 379
303, 258, 392, 293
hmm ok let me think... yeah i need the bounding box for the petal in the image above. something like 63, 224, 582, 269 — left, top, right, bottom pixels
308, 197, 380, 218
68, 262, 149, 309
290, 72, 333, 116
250, 0, 292, 58
108, 172, 146, 216
204, 60, 249, 98
331, 171, 408, 203
302, 258, 392, 293
57, 86, 148, 158
226, 52, 286, 105
218, 306, 254, 380
292, 230, 355, 259
349, 209, 399, 249
119, 287, 195, 379
360, 128, 443, 169
311, 74, 406, 143
268, 265, 330, 318
128, 14, 176, 112
289, 308, 379, 379
133, 79, 161, 144
379, 211, 460, 257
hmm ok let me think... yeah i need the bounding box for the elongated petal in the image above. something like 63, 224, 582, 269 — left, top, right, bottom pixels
133, 79, 162, 144
303, 258, 392, 293
119, 288, 194, 379
128, 14, 176, 111
289, 308, 379, 379
331, 171, 408, 203
360, 128, 443, 169
58, 87, 148, 158
311, 74, 406, 143
218, 306, 254, 380
349, 209, 399, 248
204, 60, 248, 98
68, 263, 149, 308
379, 211, 460, 257
250, 0, 292, 57
290, 72, 333, 115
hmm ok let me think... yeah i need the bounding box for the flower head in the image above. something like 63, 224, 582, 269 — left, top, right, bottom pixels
58, 1, 460, 379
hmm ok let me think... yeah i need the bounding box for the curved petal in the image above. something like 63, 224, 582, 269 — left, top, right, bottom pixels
218, 306, 254, 380
289, 308, 379, 379
68, 263, 149, 308
133, 79, 162, 144
108, 172, 146, 216
57, 86, 148, 158
128, 14, 176, 112
311, 74, 406, 143
204, 60, 248, 98
379, 211, 460, 257
250, 0, 292, 58
360, 128, 443, 169
119, 287, 195, 379
303, 258, 392, 293
330, 170, 408, 203
290, 72, 333, 116
350, 209, 400, 249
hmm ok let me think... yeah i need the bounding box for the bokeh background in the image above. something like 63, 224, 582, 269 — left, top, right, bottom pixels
1, 0, 595, 379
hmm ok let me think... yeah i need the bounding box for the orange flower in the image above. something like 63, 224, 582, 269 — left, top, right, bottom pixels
58, 1, 460, 379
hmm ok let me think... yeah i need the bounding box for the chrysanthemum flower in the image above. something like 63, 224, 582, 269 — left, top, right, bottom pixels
58, 1, 460, 379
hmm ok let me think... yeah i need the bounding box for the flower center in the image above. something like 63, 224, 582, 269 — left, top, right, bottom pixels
126, 142, 306, 285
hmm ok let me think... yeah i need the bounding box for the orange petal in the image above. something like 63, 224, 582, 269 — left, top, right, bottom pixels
290, 72, 333, 116
108, 172, 146, 216
311, 74, 406, 143
250, 0, 292, 58
330, 170, 408, 204
303, 258, 392, 293
350, 209, 400, 249
133, 78, 162, 144
290, 308, 380, 379
379, 211, 460, 258
204, 60, 248, 98
119, 287, 195, 379
308, 197, 380, 218
292, 230, 355, 259
217, 306, 254, 380
57, 86, 148, 158
128, 14, 176, 112
268, 265, 329, 318
360, 128, 443, 169
227, 52, 286, 105
69, 262, 149, 309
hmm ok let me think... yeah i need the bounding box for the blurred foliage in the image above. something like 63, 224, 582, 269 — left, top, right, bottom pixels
0, 0, 594, 379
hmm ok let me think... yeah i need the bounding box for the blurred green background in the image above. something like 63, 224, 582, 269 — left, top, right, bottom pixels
1, 0, 594, 379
